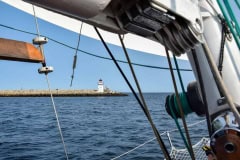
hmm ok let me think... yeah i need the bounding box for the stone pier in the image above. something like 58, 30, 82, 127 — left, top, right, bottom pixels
0, 89, 128, 97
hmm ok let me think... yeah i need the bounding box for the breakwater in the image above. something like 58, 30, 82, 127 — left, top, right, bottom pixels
0, 90, 128, 97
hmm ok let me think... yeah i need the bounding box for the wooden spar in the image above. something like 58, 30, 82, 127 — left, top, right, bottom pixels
0, 38, 44, 63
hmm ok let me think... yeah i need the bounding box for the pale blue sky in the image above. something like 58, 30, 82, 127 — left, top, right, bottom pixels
0, 1, 201, 92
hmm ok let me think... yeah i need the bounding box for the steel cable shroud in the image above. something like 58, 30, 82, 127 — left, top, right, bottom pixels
94, 27, 171, 159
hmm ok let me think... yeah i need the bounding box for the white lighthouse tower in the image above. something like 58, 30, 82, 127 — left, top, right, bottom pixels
97, 79, 104, 93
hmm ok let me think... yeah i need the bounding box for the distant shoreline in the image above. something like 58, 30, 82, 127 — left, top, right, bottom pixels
0, 90, 128, 97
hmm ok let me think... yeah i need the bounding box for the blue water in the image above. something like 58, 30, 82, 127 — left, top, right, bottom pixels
0, 93, 208, 160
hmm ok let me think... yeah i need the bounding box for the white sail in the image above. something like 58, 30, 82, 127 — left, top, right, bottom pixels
1, 0, 188, 60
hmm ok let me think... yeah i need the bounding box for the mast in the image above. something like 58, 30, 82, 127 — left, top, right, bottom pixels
188, 1, 240, 159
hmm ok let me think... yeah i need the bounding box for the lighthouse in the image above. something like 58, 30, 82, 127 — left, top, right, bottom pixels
97, 79, 104, 93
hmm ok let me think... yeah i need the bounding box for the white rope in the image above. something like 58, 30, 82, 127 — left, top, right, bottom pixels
167, 119, 207, 133
110, 119, 206, 160
45, 74, 69, 160
32, 5, 40, 36
32, 5, 45, 62
110, 137, 156, 160
202, 42, 240, 125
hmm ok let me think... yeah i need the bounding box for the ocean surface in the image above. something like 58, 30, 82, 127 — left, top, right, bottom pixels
0, 93, 208, 160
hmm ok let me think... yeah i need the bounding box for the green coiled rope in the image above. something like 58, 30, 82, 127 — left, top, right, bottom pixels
173, 93, 192, 116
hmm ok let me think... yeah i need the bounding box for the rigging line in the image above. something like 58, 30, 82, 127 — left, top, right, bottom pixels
94, 26, 171, 160
206, 0, 236, 39
218, 17, 228, 77
236, 0, 240, 8
173, 55, 185, 93
111, 119, 207, 160
217, 0, 240, 49
110, 137, 156, 160
164, 45, 195, 160
171, 55, 193, 150
191, 49, 213, 135
32, 6, 69, 160
70, 22, 83, 87
118, 34, 171, 159
44, 37, 191, 72
49, 38, 191, 71
206, 0, 221, 16
45, 74, 69, 160
32, 5, 40, 36
0, 23, 192, 72
223, 0, 240, 36
168, 96, 191, 154
166, 132, 174, 150
168, 119, 207, 133
32, 5, 46, 66
201, 41, 240, 126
